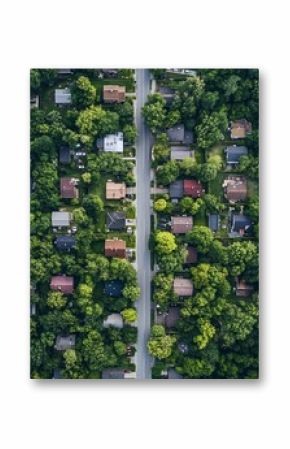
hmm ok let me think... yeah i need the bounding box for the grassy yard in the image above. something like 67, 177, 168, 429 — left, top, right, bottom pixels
208, 172, 225, 201
248, 179, 259, 197
194, 209, 207, 226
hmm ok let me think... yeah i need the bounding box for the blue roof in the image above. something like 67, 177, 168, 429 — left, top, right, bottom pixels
232, 214, 252, 232
104, 280, 124, 297
59, 147, 71, 164
208, 214, 219, 231
55, 235, 76, 251
226, 146, 248, 164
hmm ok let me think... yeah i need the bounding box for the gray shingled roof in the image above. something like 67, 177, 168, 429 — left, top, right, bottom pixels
106, 211, 126, 230
169, 180, 184, 198
51, 211, 71, 227
225, 146, 248, 164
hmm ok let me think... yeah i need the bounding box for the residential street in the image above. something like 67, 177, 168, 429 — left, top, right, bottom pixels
135, 69, 153, 379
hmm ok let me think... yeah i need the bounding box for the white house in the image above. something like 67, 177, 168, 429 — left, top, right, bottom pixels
104, 132, 123, 153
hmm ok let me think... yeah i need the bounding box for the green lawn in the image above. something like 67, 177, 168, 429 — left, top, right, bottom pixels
208, 172, 225, 201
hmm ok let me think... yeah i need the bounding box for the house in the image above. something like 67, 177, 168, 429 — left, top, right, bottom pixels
208, 214, 220, 232
157, 307, 181, 329
185, 246, 198, 264
102, 368, 125, 379
50, 276, 74, 294
57, 69, 73, 75
173, 277, 194, 297
230, 214, 252, 237
103, 313, 124, 329
60, 177, 79, 199
30, 95, 39, 109
55, 335, 75, 351
51, 211, 72, 228
171, 216, 193, 234
235, 278, 254, 297
169, 180, 184, 199
167, 368, 183, 379
183, 179, 204, 198
167, 124, 194, 144
170, 146, 193, 161
106, 181, 126, 200
104, 280, 123, 297
103, 85, 126, 103
59, 146, 71, 164
225, 146, 248, 165
103, 132, 123, 153
167, 124, 184, 142
223, 176, 247, 202
105, 239, 126, 258
54, 235, 76, 251
230, 119, 252, 139
106, 211, 126, 230
55, 88, 71, 105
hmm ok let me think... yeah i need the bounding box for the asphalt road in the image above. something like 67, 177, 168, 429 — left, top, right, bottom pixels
135, 69, 153, 379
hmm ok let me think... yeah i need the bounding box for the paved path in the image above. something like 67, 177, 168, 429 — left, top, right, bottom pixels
135, 69, 153, 379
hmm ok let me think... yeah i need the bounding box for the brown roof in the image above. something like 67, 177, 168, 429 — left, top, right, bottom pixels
156, 307, 181, 329
50, 276, 74, 294
235, 279, 254, 297
231, 120, 252, 139
105, 239, 126, 258
173, 278, 194, 297
183, 179, 204, 198
171, 216, 193, 234
106, 181, 126, 199
185, 246, 198, 264
60, 177, 79, 199
224, 176, 247, 202
103, 85, 126, 103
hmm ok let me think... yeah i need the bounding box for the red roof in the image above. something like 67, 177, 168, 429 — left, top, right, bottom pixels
183, 179, 204, 198
60, 178, 79, 199
105, 239, 126, 258
50, 276, 74, 294
103, 85, 126, 103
